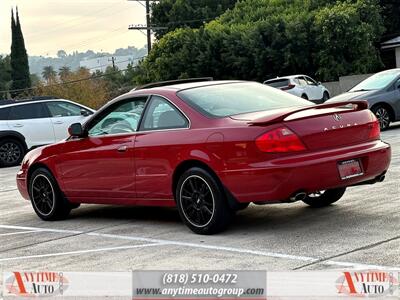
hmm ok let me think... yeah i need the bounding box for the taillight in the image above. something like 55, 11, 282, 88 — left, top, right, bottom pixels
256, 127, 307, 153
369, 120, 380, 139
281, 84, 295, 91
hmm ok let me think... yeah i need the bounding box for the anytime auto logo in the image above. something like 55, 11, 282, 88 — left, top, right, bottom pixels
336, 271, 398, 297
4, 272, 69, 297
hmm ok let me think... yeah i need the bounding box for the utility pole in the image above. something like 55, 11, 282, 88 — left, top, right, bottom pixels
108, 56, 116, 70
127, 0, 166, 54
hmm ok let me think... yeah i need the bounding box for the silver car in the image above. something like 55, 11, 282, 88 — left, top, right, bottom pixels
329, 69, 400, 130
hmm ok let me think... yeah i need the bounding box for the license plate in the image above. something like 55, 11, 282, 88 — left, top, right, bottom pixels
338, 159, 363, 180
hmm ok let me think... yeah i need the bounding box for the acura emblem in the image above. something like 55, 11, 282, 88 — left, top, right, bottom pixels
333, 113, 342, 122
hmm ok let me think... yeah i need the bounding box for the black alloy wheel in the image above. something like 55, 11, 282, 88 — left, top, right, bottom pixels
29, 168, 71, 220
176, 167, 234, 234
0, 139, 24, 167
31, 174, 55, 217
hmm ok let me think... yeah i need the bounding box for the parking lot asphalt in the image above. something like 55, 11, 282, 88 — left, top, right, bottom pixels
0, 125, 399, 277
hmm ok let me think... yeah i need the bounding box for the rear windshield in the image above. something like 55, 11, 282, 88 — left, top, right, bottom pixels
264, 79, 290, 88
177, 82, 312, 118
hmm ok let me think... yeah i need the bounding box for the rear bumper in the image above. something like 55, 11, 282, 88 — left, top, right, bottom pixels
220, 140, 391, 203
16, 169, 29, 200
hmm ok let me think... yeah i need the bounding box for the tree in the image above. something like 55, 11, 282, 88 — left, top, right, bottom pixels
151, 0, 238, 39
0, 56, 11, 100
35, 68, 109, 109
136, 0, 384, 83
10, 8, 31, 96
58, 66, 71, 81
42, 66, 57, 83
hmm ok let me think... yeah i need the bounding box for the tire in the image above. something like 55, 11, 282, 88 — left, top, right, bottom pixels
301, 94, 308, 100
0, 138, 25, 167
29, 168, 71, 221
302, 188, 346, 208
371, 105, 391, 131
176, 167, 234, 234
322, 91, 330, 102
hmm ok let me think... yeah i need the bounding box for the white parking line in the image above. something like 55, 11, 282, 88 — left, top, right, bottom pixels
0, 224, 398, 270
0, 230, 38, 236
0, 243, 163, 262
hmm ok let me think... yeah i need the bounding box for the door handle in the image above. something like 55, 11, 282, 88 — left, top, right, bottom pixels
13, 124, 23, 128
117, 145, 128, 152
53, 121, 63, 125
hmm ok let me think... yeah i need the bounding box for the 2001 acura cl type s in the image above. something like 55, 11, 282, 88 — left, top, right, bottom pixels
17, 80, 391, 234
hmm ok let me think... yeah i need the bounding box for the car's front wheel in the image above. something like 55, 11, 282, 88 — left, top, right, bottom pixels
29, 168, 71, 221
176, 167, 234, 234
302, 188, 346, 208
0, 138, 25, 167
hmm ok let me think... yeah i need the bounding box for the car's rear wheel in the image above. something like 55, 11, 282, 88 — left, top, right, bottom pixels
371, 105, 391, 130
302, 188, 346, 208
29, 168, 71, 221
176, 167, 234, 234
0, 138, 25, 167
322, 91, 330, 102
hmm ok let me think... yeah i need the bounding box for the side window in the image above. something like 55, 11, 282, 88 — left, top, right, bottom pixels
141, 96, 188, 131
46, 101, 88, 117
9, 103, 48, 120
0, 107, 10, 120
88, 97, 147, 136
305, 76, 317, 85
297, 77, 307, 87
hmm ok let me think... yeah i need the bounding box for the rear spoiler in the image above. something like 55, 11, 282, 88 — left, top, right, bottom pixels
248, 100, 369, 126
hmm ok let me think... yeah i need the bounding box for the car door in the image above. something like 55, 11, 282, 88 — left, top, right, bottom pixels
134, 95, 190, 201
57, 97, 148, 202
304, 76, 322, 101
7, 103, 55, 148
45, 101, 93, 141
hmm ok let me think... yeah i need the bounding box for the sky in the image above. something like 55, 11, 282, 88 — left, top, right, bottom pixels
0, 0, 148, 56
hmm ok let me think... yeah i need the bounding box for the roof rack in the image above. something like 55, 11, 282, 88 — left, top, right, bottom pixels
0, 96, 59, 106
133, 77, 213, 91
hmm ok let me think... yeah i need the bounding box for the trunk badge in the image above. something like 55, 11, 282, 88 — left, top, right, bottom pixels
333, 113, 342, 122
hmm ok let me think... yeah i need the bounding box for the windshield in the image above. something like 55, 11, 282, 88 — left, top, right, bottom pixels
177, 82, 312, 118
350, 70, 400, 92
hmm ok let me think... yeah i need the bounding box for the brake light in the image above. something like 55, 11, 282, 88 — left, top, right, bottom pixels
281, 84, 295, 91
256, 127, 306, 153
369, 120, 380, 139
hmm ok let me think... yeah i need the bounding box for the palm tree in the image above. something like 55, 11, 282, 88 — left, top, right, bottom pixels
58, 66, 71, 81
42, 66, 56, 83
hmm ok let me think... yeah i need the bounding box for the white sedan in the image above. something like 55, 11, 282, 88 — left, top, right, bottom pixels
264, 75, 330, 104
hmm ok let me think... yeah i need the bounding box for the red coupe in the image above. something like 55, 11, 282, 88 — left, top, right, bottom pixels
17, 80, 391, 234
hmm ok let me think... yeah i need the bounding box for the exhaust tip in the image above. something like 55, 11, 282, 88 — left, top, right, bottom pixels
290, 192, 307, 202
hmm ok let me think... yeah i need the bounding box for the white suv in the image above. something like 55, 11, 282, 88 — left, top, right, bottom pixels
264, 75, 330, 104
0, 97, 94, 167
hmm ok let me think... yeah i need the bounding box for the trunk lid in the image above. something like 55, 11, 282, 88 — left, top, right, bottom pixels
231, 101, 377, 151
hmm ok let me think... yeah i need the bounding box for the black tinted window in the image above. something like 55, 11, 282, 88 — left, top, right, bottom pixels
0, 107, 10, 120
9, 103, 48, 120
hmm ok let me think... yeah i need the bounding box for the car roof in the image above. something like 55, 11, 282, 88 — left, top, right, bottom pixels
0, 98, 94, 111
265, 75, 308, 82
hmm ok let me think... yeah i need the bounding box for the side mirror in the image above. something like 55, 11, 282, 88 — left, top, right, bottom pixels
396, 79, 400, 89
317, 81, 322, 86
81, 109, 91, 117
68, 123, 85, 138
